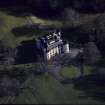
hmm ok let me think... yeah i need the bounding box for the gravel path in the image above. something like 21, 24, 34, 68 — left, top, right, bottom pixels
69, 48, 83, 58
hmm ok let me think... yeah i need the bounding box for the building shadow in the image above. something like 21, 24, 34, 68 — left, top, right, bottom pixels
15, 39, 38, 64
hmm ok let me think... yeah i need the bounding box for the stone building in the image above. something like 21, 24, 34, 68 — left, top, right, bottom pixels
36, 31, 70, 60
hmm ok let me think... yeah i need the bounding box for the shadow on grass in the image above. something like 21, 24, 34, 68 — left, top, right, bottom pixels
1, 0, 105, 21
62, 24, 94, 44
0, 65, 45, 97
16, 39, 38, 64
0, 3, 61, 20
1, 0, 105, 18
0, 69, 28, 97
73, 74, 105, 102
11, 25, 36, 37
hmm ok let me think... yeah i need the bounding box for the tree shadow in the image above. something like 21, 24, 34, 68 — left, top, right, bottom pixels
1, 0, 105, 19
0, 70, 27, 97
62, 19, 97, 46
73, 0, 105, 14
73, 74, 105, 102
0, 0, 30, 17
62, 26, 91, 44
15, 39, 38, 64
0, 64, 45, 98
96, 40, 105, 57
0, 0, 61, 20
11, 25, 36, 37
11, 25, 54, 37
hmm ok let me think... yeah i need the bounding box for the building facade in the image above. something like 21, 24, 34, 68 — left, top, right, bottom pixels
36, 31, 70, 60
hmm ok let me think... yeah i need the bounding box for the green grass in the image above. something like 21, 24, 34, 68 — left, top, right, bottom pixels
0, 65, 104, 104
29, 15, 63, 28
83, 66, 93, 75
0, 9, 66, 48
0, 10, 63, 48
0, 11, 27, 47
61, 66, 93, 78
8, 74, 104, 104
0, 10, 37, 48
61, 66, 80, 78
95, 58, 105, 68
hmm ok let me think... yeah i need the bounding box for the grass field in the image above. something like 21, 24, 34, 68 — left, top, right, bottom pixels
0, 74, 103, 104
0, 65, 104, 104
61, 66, 93, 78
0, 10, 29, 47
0, 9, 63, 48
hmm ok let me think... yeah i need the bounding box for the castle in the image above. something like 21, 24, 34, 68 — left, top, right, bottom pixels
36, 31, 70, 60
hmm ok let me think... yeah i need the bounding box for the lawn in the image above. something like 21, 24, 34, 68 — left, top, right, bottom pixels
0, 10, 45, 48
0, 9, 65, 48
0, 65, 104, 104
0, 10, 29, 48
4, 74, 104, 104
61, 65, 93, 78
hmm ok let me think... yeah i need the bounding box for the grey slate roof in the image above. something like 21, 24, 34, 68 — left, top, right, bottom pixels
37, 31, 68, 52
47, 40, 63, 51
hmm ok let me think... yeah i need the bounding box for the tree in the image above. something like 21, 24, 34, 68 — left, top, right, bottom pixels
84, 42, 101, 65
62, 8, 80, 27
94, 15, 105, 42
